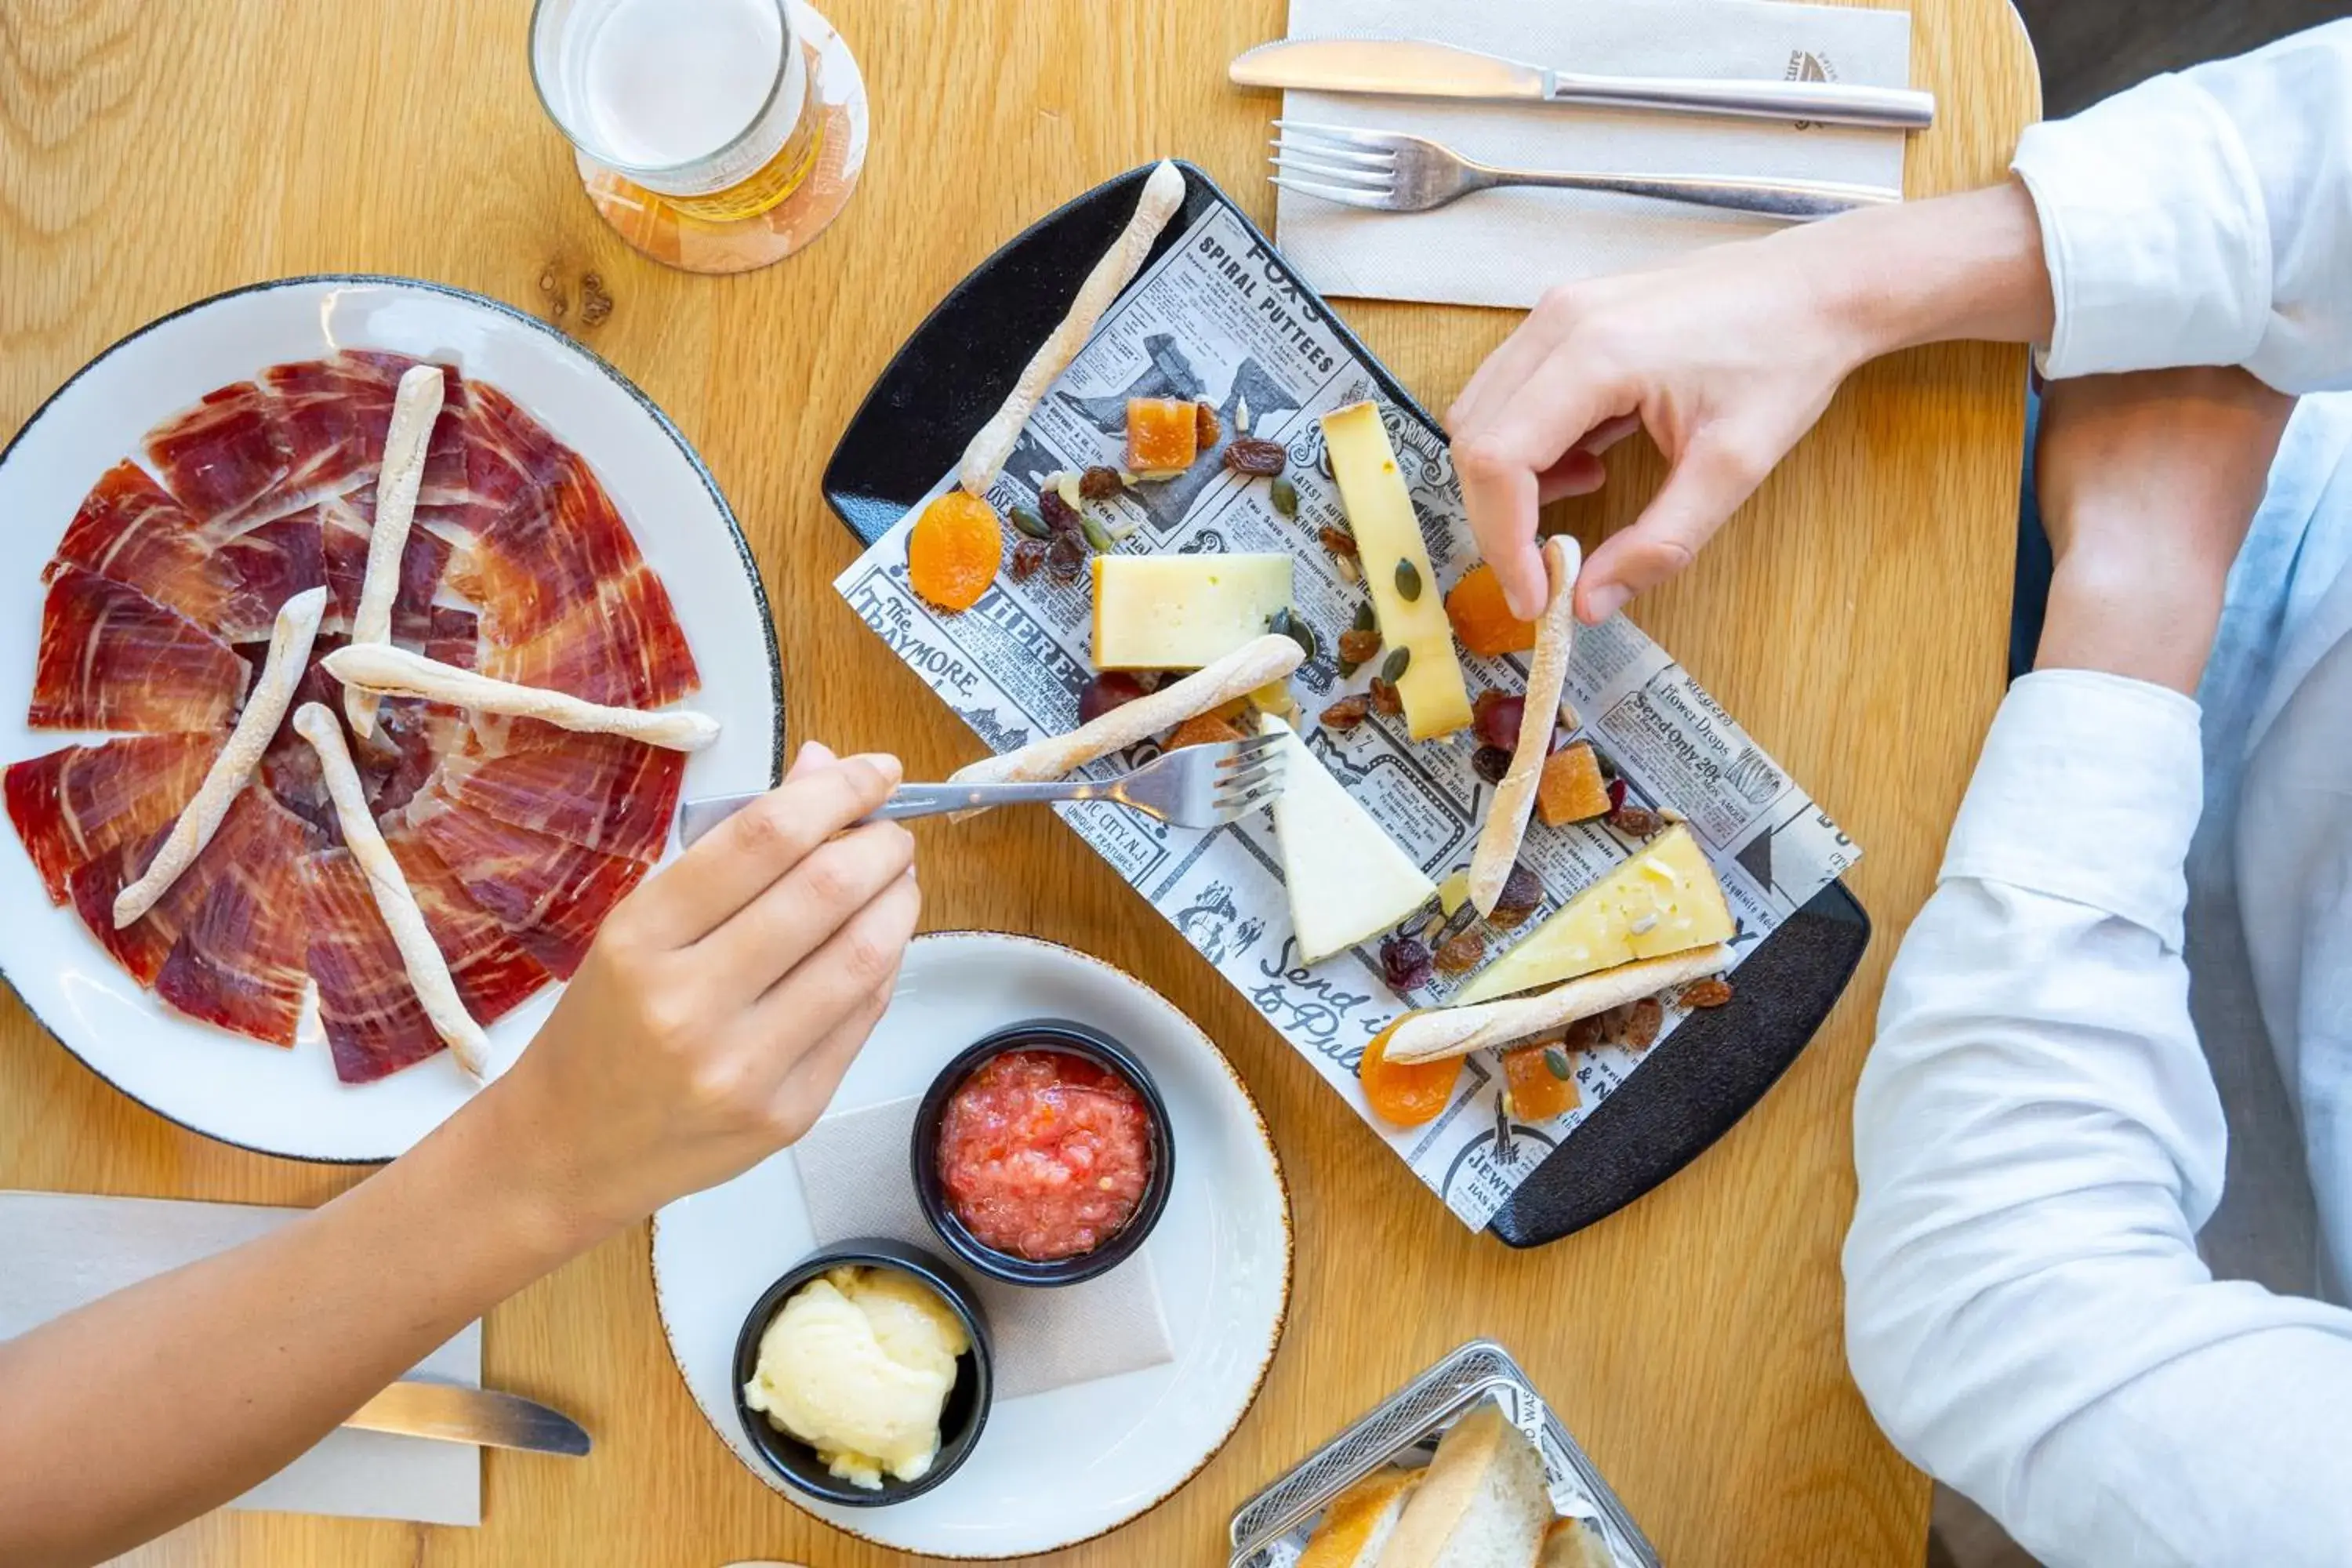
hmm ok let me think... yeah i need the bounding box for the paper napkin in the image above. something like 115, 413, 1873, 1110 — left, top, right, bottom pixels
793, 1098, 1174, 1400
0, 1190, 481, 1526
1273, 0, 1913, 307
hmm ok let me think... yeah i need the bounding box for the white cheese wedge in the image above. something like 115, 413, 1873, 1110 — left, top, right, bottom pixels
1091, 554, 1294, 670
1320, 401, 1473, 740
1455, 824, 1735, 1003
1261, 712, 1436, 964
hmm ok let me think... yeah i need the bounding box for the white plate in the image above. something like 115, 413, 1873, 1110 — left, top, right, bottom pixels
0, 276, 782, 1162
652, 931, 1293, 1559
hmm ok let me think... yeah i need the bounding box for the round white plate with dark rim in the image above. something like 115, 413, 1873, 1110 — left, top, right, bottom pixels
652, 930, 1293, 1559
0, 275, 782, 1163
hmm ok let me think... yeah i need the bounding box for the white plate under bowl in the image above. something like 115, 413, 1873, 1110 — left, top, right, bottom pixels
0, 276, 782, 1163
652, 931, 1292, 1559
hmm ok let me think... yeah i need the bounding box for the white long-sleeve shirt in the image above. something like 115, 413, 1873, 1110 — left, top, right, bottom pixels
1842, 21, 2352, 1567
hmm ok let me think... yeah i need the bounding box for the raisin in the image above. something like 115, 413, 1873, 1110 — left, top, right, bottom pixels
1563, 1014, 1606, 1051
1320, 695, 1370, 731
1079, 466, 1123, 502
1195, 401, 1221, 448
1045, 531, 1087, 583
1270, 477, 1300, 517
1009, 537, 1047, 579
1618, 997, 1664, 1051
1683, 978, 1734, 1010
1225, 437, 1287, 476
1472, 691, 1525, 750
1472, 746, 1512, 785
1490, 863, 1544, 926
1435, 931, 1486, 975
1338, 628, 1383, 665
1038, 488, 1082, 535
1379, 934, 1434, 992
1319, 524, 1359, 560
1609, 803, 1665, 838
1368, 677, 1403, 717
1077, 671, 1149, 724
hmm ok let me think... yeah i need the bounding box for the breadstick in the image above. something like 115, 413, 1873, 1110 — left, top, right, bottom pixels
1383, 945, 1733, 1065
114, 587, 328, 927
293, 704, 489, 1077
1468, 537, 1580, 916
951, 633, 1301, 790
322, 643, 720, 752
956, 161, 1188, 497
344, 364, 445, 739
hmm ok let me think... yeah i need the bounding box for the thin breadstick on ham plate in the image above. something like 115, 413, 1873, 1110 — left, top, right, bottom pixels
1468, 535, 1578, 916
1383, 945, 1734, 1065
343, 363, 445, 739
113, 586, 327, 927
322, 643, 719, 752
293, 703, 490, 1077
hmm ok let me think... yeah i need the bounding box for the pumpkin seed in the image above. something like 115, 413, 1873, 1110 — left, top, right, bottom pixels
1270, 607, 1317, 662
1352, 601, 1377, 632
1269, 477, 1299, 517
1080, 514, 1116, 553
1544, 1047, 1572, 1080
1008, 505, 1050, 540
1381, 646, 1411, 684
1394, 559, 1423, 601
1268, 605, 1293, 638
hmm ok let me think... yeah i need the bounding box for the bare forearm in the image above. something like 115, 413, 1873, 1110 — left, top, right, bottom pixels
0, 1085, 597, 1567
1810, 179, 2057, 361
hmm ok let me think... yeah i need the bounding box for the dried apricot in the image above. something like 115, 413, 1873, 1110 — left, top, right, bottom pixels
1126, 397, 1200, 472
1536, 740, 1612, 826
1166, 712, 1247, 751
907, 491, 1002, 612
1445, 563, 1538, 657
1359, 1018, 1459, 1127
1501, 1041, 1579, 1122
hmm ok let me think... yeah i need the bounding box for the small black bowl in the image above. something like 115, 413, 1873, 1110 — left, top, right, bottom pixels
911, 1018, 1175, 1287
731, 1238, 993, 1507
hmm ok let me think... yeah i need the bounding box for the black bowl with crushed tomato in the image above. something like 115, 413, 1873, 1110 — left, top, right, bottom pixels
911, 1019, 1174, 1287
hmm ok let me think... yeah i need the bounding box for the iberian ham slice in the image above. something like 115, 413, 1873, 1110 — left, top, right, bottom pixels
31, 567, 249, 733
430, 719, 683, 863
153, 786, 315, 1044
6, 735, 220, 903
143, 382, 292, 528
477, 563, 699, 710
381, 825, 553, 1024
302, 847, 447, 1082
46, 463, 220, 626
408, 797, 649, 977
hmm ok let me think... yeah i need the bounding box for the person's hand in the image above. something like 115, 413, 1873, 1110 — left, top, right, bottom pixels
1446, 183, 2057, 623
481, 741, 919, 1238
2033, 367, 2295, 693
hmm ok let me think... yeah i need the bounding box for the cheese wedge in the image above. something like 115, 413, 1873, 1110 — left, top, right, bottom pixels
1261, 712, 1436, 964
1320, 401, 1473, 740
1091, 554, 1293, 670
1456, 824, 1733, 1003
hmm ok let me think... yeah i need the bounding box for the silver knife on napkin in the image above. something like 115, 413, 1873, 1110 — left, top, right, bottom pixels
1231, 38, 1935, 130
343, 1381, 592, 1456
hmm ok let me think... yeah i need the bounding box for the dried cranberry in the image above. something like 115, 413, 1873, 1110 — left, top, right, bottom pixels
1338, 628, 1382, 665
1038, 488, 1083, 535
1008, 537, 1048, 579
1225, 437, 1287, 476
1368, 678, 1403, 717
1606, 775, 1628, 811
1195, 401, 1221, 448
1472, 746, 1512, 785
1077, 671, 1149, 724
1045, 531, 1087, 584
1472, 691, 1525, 750
1490, 863, 1544, 926
1320, 695, 1370, 731
1609, 803, 1665, 838
1379, 934, 1434, 992
1078, 466, 1123, 502
1435, 931, 1486, 975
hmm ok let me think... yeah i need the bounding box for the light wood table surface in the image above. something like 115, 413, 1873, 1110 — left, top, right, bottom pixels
0, 1, 2038, 1563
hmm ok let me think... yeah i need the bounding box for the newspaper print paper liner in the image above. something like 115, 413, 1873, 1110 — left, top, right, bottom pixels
1225, 1339, 1658, 1568
833, 199, 1859, 1230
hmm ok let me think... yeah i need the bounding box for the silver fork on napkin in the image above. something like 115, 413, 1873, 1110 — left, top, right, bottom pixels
677, 733, 1287, 848
1271, 120, 1900, 220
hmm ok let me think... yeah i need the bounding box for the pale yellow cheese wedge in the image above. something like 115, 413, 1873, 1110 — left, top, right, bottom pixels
1091, 553, 1293, 669
1455, 824, 1734, 1003
1262, 713, 1436, 964
1321, 401, 1473, 740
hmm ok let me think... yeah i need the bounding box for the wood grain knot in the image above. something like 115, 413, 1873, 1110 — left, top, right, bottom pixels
535, 263, 614, 335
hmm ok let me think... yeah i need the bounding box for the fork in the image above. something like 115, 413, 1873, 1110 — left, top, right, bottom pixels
1270, 121, 1900, 221
675, 734, 1288, 847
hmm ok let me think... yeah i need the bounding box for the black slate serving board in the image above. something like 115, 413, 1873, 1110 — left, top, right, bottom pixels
822, 161, 1871, 1247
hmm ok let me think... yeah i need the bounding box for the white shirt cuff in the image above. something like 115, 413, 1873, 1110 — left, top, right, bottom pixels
2011, 75, 2273, 379
1941, 670, 2203, 949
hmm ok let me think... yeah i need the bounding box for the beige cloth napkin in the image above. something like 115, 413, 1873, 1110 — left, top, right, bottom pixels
1273, 0, 1914, 308
0, 1190, 481, 1526
792, 1097, 1174, 1401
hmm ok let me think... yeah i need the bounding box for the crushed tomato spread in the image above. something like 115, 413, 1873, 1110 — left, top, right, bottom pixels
935, 1048, 1152, 1261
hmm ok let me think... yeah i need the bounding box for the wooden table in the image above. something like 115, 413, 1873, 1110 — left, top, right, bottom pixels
0, 2, 2038, 1563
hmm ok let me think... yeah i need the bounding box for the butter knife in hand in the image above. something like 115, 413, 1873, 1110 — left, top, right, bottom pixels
1232, 38, 1934, 130
343, 1380, 591, 1456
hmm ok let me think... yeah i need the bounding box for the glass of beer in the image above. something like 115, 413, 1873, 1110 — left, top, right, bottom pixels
531, 0, 826, 229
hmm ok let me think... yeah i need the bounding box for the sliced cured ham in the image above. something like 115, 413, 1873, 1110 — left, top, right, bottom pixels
6, 734, 220, 903
477, 563, 700, 710
154, 786, 314, 1045
409, 798, 649, 977
358, 696, 469, 820
448, 461, 646, 646
320, 492, 452, 647
212, 510, 327, 642
46, 463, 220, 626
301, 847, 446, 1083
431, 719, 683, 863
143, 381, 291, 528
422, 605, 479, 670
31, 566, 249, 733
381, 826, 552, 1022
66, 782, 287, 986
421, 381, 572, 519
261, 352, 443, 504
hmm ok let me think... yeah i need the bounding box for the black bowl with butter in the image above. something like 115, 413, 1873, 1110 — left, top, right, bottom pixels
731, 1238, 993, 1508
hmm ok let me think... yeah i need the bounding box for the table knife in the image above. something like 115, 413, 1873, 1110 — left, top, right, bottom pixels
1231, 38, 1935, 130
343, 1381, 592, 1456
